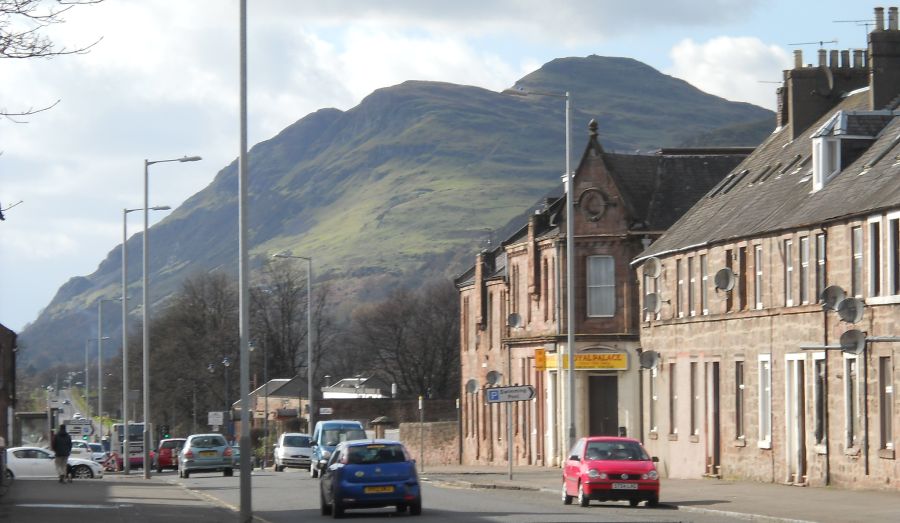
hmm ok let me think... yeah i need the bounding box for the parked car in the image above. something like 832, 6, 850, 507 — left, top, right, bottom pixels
319, 439, 421, 517
273, 432, 312, 471
310, 420, 366, 478
69, 440, 93, 460
562, 436, 660, 507
155, 438, 186, 473
178, 434, 233, 478
88, 442, 108, 463
4, 446, 104, 480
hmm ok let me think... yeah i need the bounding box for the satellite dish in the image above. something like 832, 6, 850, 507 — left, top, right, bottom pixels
840, 329, 866, 355
821, 285, 846, 311
644, 257, 661, 278
714, 268, 736, 292
507, 313, 522, 328
465, 378, 478, 394
837, 297, 865, 323
639, 350, 660, 370
644, 293, 661, 314
486, 370, 501, 385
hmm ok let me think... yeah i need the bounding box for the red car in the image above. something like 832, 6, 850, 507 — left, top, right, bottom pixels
155, 438, 186, 473
562, 436, 660, 507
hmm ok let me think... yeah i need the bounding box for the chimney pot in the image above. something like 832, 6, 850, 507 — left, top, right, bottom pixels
794, 49, 803, 68
853, 49, 864, 68
818, 49, 827, 66
876, 7, 885, 31
890, 7, 898, 30
841, 50, 850, 68
829, 50, 839, 68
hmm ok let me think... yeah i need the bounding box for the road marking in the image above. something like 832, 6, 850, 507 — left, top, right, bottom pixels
15, 503, 131, 509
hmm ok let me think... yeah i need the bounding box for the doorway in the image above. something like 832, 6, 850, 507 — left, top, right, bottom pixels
588, 375, 618, 436
705, 361, 721, 477
785, 354, 807, 484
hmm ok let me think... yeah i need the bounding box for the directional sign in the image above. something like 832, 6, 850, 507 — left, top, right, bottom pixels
208, 411, 224, 426
66, 418, 93, 437
486, 385, 535, 403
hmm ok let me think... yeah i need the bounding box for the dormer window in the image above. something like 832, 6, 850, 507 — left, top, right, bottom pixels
812, 136, 840, 191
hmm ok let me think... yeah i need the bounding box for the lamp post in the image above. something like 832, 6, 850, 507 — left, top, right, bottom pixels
272, 253, 315, 433
85, 336, 109, 425
122, 205, 169, 474
208, 357, 232, 439
143, 155, 201, 479
249, 341, 269, 469
502, 86, 575, 451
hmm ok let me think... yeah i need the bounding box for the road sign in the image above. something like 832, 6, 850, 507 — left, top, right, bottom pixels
66, 418, 93, 437
486, 385, 535, 403
208, 411, 224, 425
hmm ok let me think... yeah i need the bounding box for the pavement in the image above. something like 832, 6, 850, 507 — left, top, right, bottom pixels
1, 465, 898, 522
418, 464, 900, 523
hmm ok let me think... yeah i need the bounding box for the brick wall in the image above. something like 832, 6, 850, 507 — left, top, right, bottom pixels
398, 421, 460, 466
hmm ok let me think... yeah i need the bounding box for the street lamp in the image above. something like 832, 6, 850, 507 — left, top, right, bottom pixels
85, 336, 109, 425
503, 85, 575, 451
122, 205, 169, 474
143, 155, 201, 479
272, 252, 315, 432
249, 341, 269, 469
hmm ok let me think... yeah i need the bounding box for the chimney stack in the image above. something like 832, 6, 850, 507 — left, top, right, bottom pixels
818, 49, 827, 66
841, 50, 850, 68
876, 7, 885, 31
794, 49, 803, 69
869, 6, 900, 109
853, 49, 864, 68
890, 7, 898, 30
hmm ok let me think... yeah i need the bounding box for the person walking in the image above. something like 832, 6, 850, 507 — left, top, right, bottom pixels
51, 424, 73, 483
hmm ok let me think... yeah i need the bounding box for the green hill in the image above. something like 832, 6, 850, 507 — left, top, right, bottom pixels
17, 55, 773, 369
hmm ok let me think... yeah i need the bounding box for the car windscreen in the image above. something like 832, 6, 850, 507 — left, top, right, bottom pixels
585, 441, 650, 461
322, 428, 366, 446
160, 440, 184, 449
190, 436, 226, 449
284, 435, 310, 447
346, 444, 407, 464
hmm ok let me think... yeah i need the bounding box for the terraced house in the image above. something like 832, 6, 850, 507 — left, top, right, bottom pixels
636, 7, 900, 490
455, 122, 747, 466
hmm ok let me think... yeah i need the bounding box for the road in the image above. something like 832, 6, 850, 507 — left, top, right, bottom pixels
166, 467, 741, 522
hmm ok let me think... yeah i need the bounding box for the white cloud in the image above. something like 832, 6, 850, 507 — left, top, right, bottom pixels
667, 36, 792, 110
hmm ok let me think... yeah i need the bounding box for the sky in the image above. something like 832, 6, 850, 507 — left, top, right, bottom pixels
0, 0, 889, 332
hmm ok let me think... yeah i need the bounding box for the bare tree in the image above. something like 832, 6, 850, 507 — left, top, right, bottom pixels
347, 281, 460, 399
1, 0, 103, 119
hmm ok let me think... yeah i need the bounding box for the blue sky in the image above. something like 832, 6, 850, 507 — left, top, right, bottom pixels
0, 0, 890, 331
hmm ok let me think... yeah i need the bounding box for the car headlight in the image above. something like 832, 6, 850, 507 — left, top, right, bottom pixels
321, 450, 332, 460
587, 469, 607, 479
643, 470, 659, 480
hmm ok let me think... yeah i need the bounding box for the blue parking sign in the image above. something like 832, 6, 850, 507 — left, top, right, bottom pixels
487, 389, 500, 402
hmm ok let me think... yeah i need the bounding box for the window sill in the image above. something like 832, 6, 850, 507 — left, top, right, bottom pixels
648, 431, 658, 440
814, 443, 827, 455
690, 435, 700, 443
734, 438, 747, 448
844, 446, 861, 457
758, 440, 772, 450
667, 433, 678, 441
878, 448, 895, 460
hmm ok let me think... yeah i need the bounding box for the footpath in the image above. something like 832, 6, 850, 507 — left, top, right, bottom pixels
419, 464, 900, 523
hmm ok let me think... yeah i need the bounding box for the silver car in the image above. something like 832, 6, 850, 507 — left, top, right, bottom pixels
178, 434, 234, 478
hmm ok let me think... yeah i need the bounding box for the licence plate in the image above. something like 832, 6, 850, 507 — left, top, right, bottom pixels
611, 482, 638, 490
364, 486, 395, 494
199, 450, 217, 457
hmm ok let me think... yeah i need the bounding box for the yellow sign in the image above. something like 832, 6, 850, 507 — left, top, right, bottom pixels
544, 352, 628, 370
534, 349, 546, 371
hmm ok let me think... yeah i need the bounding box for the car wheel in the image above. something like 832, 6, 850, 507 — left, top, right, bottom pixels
647, 494, 659, 507
224, 468, 234, 477
157, 465, 163, 473
310, 466, 319, 479
4, 469, 13, 480
332, 498, 344, 519
578, 482, 589, 507
275, 464, 283, 472
73, 465, 93, 479
182, 469, 190, 479
562, 481, 573, 505
320, 490, 332, 515
629, 499, 640, 507
409, 499, 422, 516
395, 504, 407, 513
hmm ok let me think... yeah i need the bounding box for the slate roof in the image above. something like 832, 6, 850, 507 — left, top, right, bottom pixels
640, 90, 900, 260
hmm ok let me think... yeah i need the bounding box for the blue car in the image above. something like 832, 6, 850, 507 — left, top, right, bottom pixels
319, 440, 422, 517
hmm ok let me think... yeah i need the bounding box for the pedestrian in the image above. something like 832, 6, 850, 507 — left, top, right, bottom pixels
51, 424, 73, 483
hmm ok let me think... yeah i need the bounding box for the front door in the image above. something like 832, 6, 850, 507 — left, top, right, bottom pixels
588, 375, 618, 436
785, 355, 807, 484
705, 361, 721, 477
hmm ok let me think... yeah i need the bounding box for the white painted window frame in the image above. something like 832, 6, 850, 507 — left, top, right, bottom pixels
869, 215, 883, 298
758, 354, 772, 449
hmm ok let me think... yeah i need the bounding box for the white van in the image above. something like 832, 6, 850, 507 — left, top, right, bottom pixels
273, 432, 312, 471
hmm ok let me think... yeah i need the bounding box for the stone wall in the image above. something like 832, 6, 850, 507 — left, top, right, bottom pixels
399, 421, 460, 466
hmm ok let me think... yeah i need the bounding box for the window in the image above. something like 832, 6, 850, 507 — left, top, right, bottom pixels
511, 265, 519, 313
816, 234, 827, 302
799, 237, 810, 304
649, 368, 658, 432
812, 136, 840, 191
879, 357, 894, 450
754, 245, 763, 309
690, 361, 699, 436
643, 272, 659, 322
487, 292, 494, 349
851, 226, 863, 297
676, 259, 684, 318
814, 354, 826, 445
700, 254, 709, 315
542, 259, 549, 321
587, 256, 615, 316
845, 355, 861, 447
889, 215, 900, 295
735, 360, 745, 439
669, 362, 678, 435
462, 297, 470, 351
738, 247, 748, 310
725, 249, 734, 312
758, 355, 772, 448
688, 257, 696, 316
869, 218, 882, 297
784, 239, 794, 306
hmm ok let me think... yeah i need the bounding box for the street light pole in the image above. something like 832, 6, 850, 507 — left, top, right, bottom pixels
223, 356, 232, 441
143, 155, 201, 479
272, 253, 315, 433
122, 206, 169, 474
502, 86, 576, 452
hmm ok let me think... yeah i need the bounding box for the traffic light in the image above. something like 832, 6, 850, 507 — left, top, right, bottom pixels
82, 435, 88, 440
161, 424, 170, 439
